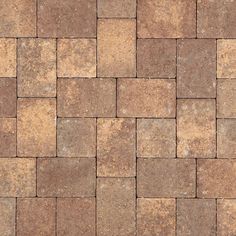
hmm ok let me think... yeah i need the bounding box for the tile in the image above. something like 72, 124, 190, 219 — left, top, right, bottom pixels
177, 99, 216, 158
17, 98, 56, 157
18, 39, 56, 97
198, 159, 236, 198
137, 119, 176, 158
137, 0, 196, 38
57, 198, 95, 236
217, 119, 236, 158
97, 178, 135, 236
57, 39, 96, 78
0, 118, 16, 157
177, 39, 216, 98
97, 118, 135, 177
0, 198, 15, 236
217, 40, 236, 78
137, 159, 196, 197
38, 0, 96, 37
197, 0, 236, 38
0, 0, 36, 37
0, 39, 16, 77
57, 118, 96, 158
137, 198, 176, 236
97, 19, 136, 77
177, 199, 216, 236
137, 39, 176, 78
0, 158, 36, 197
37, 158, 96, 197
98, 0, 136, 18
117, 79, 176, 117
58, 78, 116, 117
17, 198, 55, 236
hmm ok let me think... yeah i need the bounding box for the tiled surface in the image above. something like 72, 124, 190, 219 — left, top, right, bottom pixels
0, 0, 236, 235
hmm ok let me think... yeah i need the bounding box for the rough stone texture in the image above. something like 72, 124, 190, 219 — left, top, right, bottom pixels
177, 199, 216, 236
57, 118, 96, 158
97, 178, 135, 236
197, 0, 236, 38
137, 0, 196, 38
57, 198, 95, 236
0, 158, 36, 197
98, 19, 136, 77
117, 79, 176, 117
217, 40, 236, 78
97, 118, 135, 177
38, 0, 96, 37
17, 198, 55, 236
0, 198, 15, 236
137, 198, 176, 236
137, 39, 176, 78
58, 78, 116, 117
0, 39, 16, 77
217, 119, 236, 158
37, 158, 96, 197
198, 159, 236, 198
0, 0, 36, 37
57, 39, 96, 78
177, 99, 216, 158
0, 118, 16, 157
137, 119, 176, 158
18, 39, 56, 97
177, 39, 216, 98
17, 98, 56, 157
137, 159, 196, 197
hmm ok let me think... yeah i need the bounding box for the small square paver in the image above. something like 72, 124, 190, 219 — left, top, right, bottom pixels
57, 39, 96, 78
137, 39, 176, 78
18, 38, 56, 97
137, 198, 176, 236
137, 119, 176, 158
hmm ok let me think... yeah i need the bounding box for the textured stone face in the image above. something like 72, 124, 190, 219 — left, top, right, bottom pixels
137, 159, 196, 197
17, 198, 56, 236
97, 19, 136, 77
97, 178, 136, 236
137, 198, 176, 236
177, 99, 216, 158
18, 39, 56, 97
57, 198, 95, 236
117, 79, 176, 117
137, 119, 176, 158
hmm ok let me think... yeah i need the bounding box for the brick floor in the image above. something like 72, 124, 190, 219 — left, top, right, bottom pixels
0, 0, 236, 235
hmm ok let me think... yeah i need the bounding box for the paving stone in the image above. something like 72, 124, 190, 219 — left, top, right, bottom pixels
37, 158, 96, 197
17, 98, 56, 157
177, 99, 216, 158
97, 118, 135, 177
137, 119, 176, 158
117, 79, 176, 117
177, 39, 216, 98
57, 118, 96, 158
97, 178, 135, 236
18, 39, 56, 97
97, 19, 136, 77
57, 39, 96, 78
17, 198, 55, 236
57, 198, 95, 236
58, 78, 116, 117
0, 158, 36, 197
137, 39, 176, 78
137, 0, 196, 38
137, 159, 196, 197
177, 199, 216, 236
38, 0, 96, 37
137, 198, 176, 236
